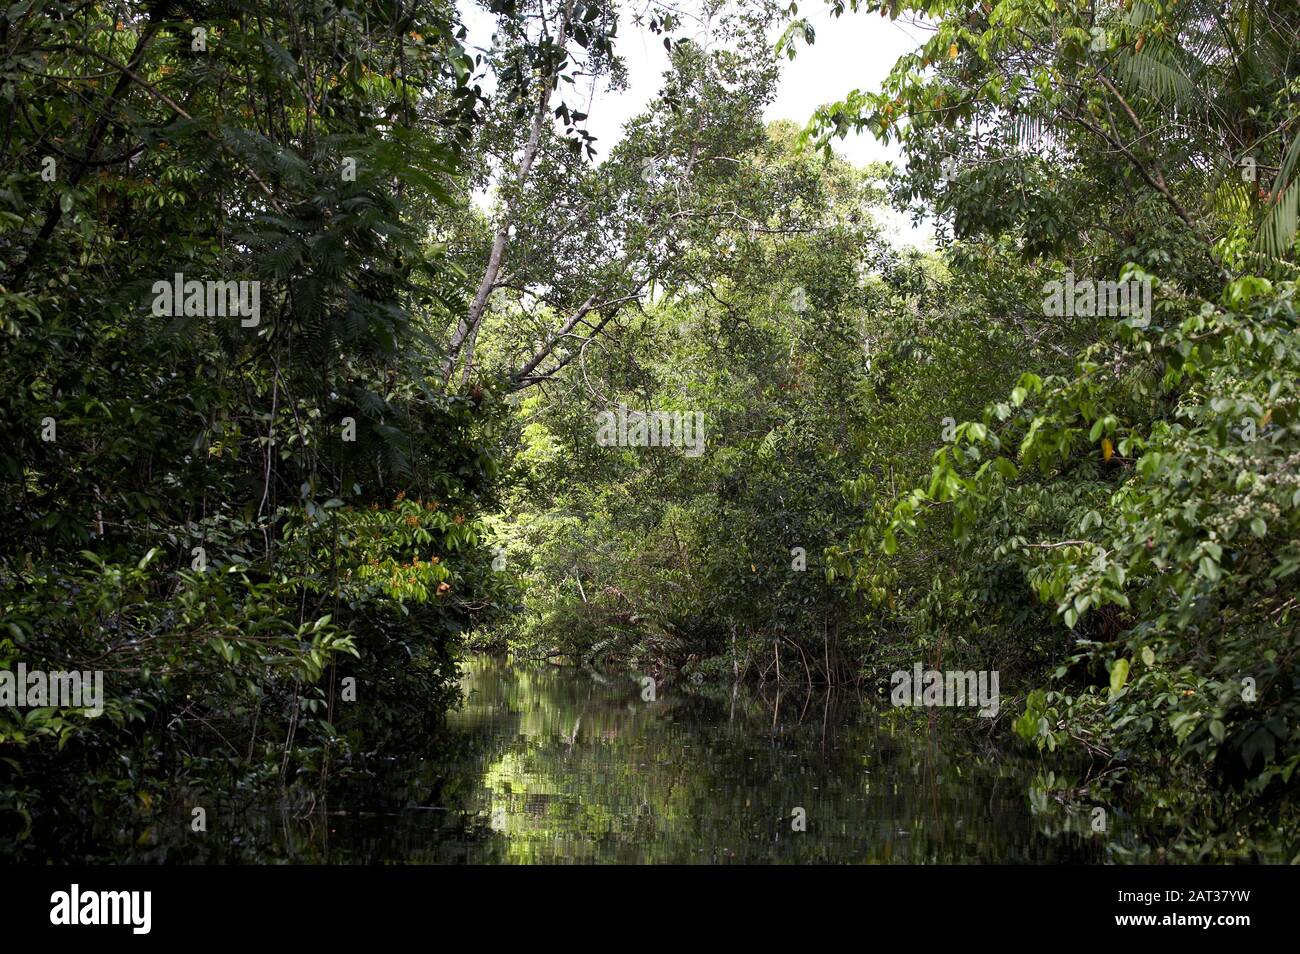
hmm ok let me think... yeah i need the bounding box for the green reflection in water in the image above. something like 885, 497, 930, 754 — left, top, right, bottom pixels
325, 655, 1108, 864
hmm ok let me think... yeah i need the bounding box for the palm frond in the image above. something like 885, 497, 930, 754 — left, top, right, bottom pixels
1253, 131, 1300, 259
1112, 44, 1204, 114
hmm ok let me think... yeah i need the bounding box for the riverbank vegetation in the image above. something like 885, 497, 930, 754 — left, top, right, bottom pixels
2, 0, 1298, 862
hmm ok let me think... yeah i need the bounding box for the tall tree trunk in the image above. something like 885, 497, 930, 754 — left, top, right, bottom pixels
443, 4, 572, 385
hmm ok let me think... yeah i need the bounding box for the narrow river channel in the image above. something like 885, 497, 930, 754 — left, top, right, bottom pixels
317, 655, 1111, 863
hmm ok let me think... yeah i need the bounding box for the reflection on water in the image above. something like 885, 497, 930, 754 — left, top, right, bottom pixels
324, 655, 1105, 863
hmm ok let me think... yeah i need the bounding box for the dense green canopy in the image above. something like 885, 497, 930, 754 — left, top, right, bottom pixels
2, 0, 1297, 863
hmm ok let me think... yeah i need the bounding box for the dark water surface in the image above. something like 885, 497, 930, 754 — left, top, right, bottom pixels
318, 656, 1106, 863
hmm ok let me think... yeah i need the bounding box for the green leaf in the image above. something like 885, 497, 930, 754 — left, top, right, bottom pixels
1109, 658, 1130, 698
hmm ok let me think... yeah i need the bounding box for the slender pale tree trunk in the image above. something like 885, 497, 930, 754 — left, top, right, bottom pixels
444, 4, 572, 385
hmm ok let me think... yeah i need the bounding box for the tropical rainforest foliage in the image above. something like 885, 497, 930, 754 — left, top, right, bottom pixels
2, 0, 1298, 862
